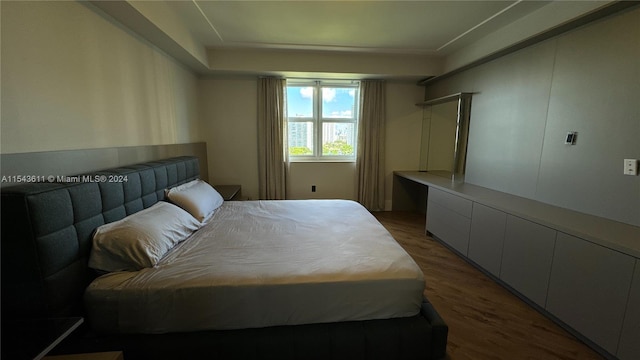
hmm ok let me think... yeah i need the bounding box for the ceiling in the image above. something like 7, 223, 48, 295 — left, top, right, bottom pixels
167, 0, 552, 55
91, 0, 620, 79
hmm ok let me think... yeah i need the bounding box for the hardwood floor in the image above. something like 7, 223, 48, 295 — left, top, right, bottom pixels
373, 211, 604, 360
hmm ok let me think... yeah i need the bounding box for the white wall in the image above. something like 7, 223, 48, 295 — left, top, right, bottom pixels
443, 1, 614, 72
0, 0, 426, 207
384, 81, 424, 210
289, 81, 423, 205
198, 78, 423, 204
425, 7, 640, 226
288, 162, 356, 200
425, 101, 458, 172
208, 48, 442, 79
198, 76, 357, 201
198, 77, 260, 199
1, 1, 201, 154
128, 0, 208, 66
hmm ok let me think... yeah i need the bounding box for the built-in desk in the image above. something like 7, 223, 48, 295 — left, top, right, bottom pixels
394, 171, 640, 257
393, 171, 640, 360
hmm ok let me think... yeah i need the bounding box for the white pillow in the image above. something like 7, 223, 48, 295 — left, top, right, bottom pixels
89, 202, 201, 272
166, 179, 224, 222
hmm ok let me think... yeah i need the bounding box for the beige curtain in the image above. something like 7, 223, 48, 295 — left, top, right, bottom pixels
257, 77, 287, 199
356, 80, 386, 211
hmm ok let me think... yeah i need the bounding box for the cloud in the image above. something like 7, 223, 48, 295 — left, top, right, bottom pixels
322, 88, 336, 102
299, 87, 313, 98
328, 110, 352, 118
348, 89, 356, 97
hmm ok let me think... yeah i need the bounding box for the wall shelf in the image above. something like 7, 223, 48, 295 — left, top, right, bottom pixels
415, 92, 472, 107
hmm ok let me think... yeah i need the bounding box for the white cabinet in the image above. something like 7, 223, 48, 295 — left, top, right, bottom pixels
546, 233, 635, 355
426, 188, 472, 255
500, 215, 556, 307
468, 203, 506, 277
618, 259, 640, 360
393, 173, 640, 359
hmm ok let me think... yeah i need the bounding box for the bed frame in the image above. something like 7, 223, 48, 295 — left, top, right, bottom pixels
1, 156, 448, 359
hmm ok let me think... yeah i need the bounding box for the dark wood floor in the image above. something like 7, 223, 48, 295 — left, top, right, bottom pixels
373, 211, 604, 360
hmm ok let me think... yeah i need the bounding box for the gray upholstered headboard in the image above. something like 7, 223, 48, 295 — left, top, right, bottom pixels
1, 156, 200, 322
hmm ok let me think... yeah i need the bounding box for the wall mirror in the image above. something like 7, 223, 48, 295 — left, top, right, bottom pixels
417, 93, 472, 180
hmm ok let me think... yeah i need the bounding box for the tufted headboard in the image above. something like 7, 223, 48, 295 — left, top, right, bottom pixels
1, 156, 200, 322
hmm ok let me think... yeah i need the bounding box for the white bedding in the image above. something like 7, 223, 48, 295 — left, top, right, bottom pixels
85, 200, 425, 334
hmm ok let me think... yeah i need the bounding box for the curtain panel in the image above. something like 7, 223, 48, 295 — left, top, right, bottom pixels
257, 77, 287, 200
356, 80, 386, 211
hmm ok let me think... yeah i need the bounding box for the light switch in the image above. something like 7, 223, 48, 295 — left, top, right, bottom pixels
565, 132, 577, 145
624, 159, 638, 176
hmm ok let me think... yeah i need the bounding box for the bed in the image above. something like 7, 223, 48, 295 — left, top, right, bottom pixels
1, 156, 448, 359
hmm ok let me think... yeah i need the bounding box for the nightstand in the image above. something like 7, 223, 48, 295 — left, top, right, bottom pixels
214, 185, 241, 200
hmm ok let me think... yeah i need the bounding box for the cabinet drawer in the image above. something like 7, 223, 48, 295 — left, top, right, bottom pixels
618, 259, 640, 360
468, 203, 507, 277
546, 233, 635, 355
428, 188, 472, 218
500, 215, 556, 307
427, 200, 471, 256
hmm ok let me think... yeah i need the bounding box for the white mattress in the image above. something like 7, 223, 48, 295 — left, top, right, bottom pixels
85, 200, 425, 334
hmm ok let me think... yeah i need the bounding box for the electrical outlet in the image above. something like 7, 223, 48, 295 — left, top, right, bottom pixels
311, 185, 316, 192
624, 159, 638, 176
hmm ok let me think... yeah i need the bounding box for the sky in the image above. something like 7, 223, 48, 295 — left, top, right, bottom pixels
287, 86, 356, 118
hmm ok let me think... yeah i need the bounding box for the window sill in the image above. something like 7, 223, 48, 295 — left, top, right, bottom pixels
289, 158, 356, 164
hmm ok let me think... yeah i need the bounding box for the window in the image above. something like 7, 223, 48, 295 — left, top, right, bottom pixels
287, 81, 359, 161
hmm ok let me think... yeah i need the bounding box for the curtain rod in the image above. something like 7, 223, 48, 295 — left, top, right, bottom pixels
258, 76, 361, 83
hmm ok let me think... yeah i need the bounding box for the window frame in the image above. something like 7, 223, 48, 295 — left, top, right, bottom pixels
287, 80, 360, 162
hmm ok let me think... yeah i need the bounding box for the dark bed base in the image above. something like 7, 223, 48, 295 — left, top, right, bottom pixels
1, 156, 448, 360
53, 300, 447, 360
